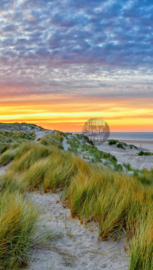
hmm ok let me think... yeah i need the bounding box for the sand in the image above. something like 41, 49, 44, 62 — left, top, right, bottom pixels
34, 130, 53, 141
0, 163, 10, 176
96, 141, 153, 171
26, 192, 129, 270
120, 140, 153, 152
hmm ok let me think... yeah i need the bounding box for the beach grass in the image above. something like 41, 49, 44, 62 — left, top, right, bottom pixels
65, 132, 117, 164
0, 188, 39, 269
1, 130, 153, 269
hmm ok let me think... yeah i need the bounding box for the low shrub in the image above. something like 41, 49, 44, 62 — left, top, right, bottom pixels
117, 142, 125, 149
108, 139, 118, 145
138, 151, 153, 156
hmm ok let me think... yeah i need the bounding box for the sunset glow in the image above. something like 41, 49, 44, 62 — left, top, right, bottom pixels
0, 0, 153, 132
1, 94, 153, 131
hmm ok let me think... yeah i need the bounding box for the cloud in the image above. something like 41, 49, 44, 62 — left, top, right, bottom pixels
0, 0, 153, 100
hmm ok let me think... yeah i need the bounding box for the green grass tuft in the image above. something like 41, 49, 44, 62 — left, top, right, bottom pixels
138, 151, 153, 156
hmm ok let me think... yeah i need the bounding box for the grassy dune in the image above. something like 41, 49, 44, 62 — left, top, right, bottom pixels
0, 131, 39, 269
0, 190, 39, 269
0, 123, 44, 133
1, 130, 153, 269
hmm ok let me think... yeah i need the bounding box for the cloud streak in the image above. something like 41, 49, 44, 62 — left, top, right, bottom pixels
0, 0, 153, 130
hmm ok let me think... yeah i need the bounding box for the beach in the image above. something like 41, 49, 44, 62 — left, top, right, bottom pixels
120, 140, 153, 152
97, 140, 153, 171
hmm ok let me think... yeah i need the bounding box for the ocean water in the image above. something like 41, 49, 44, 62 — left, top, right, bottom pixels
108, 132, 153, 141
73, 132, 153, 141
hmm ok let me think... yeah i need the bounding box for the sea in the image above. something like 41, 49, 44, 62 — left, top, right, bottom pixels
73, 132, 153, 141
108, 132, 153, 141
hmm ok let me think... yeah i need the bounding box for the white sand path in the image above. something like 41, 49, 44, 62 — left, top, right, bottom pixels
27, 193, 129, 270
0, 163, 11, 177
34, 130, 54, 141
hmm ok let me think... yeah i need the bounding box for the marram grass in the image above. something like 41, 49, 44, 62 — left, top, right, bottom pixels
1, 131, 153, 269
0, 190, 39, 269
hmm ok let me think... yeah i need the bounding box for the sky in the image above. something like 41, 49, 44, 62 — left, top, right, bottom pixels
0, 0, 153, 132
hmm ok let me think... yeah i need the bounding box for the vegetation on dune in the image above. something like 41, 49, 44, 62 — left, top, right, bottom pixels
138, 151, 153, 156
0, 122, 44, 132
0, 132, 64, 268
0, 148, 18, 166
1, 128, 153, 269
123, 163, 132, 171
63, 132, 117, 164
136, 169, 153, 186
116, 142, 126, 149
0, 168, 39, 269
38, 132, 63, 149
108, 139, 138, 150
0, 131, 35, 141
0, 190, 39, 269
129, 144, 138, 150
0, 131, 35, 165
108, 139, 119, 145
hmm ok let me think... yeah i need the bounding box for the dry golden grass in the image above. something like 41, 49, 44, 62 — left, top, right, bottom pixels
1, 131, 153, 269
0, 190, 39, 269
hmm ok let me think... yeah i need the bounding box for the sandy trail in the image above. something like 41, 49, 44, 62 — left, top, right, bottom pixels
62, 136, 70, 151
0, 163, 11, 177
27, 193, 129, 270
34, 130, 53, 141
